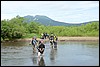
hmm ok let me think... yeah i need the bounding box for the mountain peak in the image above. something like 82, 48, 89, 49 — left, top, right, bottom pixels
23, 15, 98, 26
34, 15, 52, 20
23, 15, 73, 26
24, 15, 33, 18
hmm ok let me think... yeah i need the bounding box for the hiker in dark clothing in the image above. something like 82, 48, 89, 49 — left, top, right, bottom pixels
45, 33, 49, 39
53, 35, 58, 49
41, 33, 46, 39
49, 33, 54, 48
49, 33, 58, 49
31, 37, 38, 51
37, 40, 45, 57
43, 33, 46, 39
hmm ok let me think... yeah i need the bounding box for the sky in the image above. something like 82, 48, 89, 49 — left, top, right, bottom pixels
1, 1, 99, 23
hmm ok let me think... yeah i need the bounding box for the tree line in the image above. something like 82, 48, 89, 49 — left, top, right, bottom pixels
1, 16, 99, 41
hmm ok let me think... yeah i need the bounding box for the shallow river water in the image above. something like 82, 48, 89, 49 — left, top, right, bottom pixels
1, 41, 99, 66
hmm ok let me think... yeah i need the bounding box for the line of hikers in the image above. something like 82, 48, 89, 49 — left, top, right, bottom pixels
41, 32, 49, 39
30, 33, 58, 57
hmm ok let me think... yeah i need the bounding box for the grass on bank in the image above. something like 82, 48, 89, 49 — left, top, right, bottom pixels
22, 33, 41, 39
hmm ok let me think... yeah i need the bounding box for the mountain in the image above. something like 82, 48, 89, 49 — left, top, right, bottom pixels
23, 15, 98, 26
24, 15, 75, 26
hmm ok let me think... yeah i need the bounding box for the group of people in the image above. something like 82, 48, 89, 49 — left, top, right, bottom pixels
30, 33, 58, 57
41, 32, 49, 39
31, 37, 45, 57
49, 33, 58, 48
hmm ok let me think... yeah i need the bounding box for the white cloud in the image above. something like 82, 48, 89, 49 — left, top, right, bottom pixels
1, 1, 99, 23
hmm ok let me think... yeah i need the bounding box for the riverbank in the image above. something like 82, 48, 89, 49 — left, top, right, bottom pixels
58, 37, 99, 41
3, 37, 98, 42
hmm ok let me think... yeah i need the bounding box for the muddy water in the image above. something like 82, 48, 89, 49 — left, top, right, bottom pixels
1, 41, 99, 66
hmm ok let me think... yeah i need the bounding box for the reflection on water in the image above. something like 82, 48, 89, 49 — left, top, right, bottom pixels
50, 48, 57, 64
38, 57, 45, 66
32, 57, 37, 65
31, 51, 45, 66
1, 41, 99, 66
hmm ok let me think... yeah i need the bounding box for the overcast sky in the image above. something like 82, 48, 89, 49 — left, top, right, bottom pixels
1, 1, 99, 23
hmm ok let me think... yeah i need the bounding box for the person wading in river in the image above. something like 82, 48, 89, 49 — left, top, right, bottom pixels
31, 37, 38, 52
53, 35, 58, 49
49, 33, 54, 48
37, 40, 45, 57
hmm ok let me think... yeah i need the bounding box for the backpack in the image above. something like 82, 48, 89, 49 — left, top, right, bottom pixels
32, 40, 36, 45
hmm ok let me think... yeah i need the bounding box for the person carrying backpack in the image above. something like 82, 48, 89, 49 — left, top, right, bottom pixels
31, 37, 38, 51
37, 40, 45, 57
49, 33, 54, 48
53, 35, 58, 49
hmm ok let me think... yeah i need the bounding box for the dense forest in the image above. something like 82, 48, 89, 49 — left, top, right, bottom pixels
1, 16, 99, 41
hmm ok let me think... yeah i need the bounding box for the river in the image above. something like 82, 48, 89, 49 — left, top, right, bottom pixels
1, 41, 99, 66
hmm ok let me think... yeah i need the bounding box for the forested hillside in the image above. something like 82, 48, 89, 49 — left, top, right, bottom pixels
1, 16, 99, 40
24, 15, 97, 26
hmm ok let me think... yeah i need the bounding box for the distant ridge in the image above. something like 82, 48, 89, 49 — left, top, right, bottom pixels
23, 15, 99, 26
